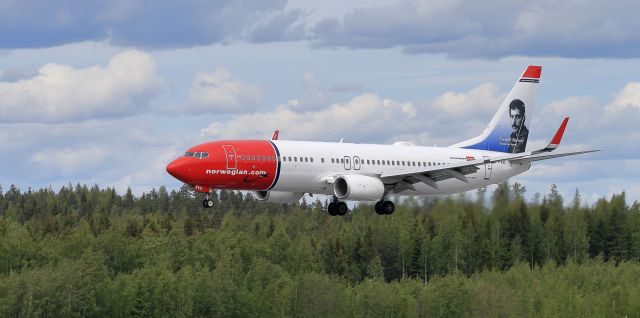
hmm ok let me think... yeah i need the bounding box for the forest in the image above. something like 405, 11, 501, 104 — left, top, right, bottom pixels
1, 182, 640, 317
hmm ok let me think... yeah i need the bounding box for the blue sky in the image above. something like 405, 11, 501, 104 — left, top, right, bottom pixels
0, 0, 639, 204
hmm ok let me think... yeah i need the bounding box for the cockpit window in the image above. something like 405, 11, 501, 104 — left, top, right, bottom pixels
184, 151, 209, 159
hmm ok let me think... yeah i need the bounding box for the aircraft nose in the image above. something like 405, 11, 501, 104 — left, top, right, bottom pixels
166, 157, 190, 182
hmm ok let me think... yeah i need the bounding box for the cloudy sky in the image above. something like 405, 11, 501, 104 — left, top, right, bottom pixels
1, 0, 639, 204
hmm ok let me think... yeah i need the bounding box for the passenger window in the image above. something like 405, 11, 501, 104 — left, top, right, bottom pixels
331, 158, 334, 163
288, 156, 291, 161
202, 152, 208, 158
321, 158, 324, 163
402, 161, 405, 166
340, 158, 344, 164
311, 157, 314, 163
294, 157, 297, 162
305, 157, 308, 162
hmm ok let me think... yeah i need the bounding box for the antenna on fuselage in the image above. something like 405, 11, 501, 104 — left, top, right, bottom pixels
339, 138, 343, 143
271, 130, 279, 140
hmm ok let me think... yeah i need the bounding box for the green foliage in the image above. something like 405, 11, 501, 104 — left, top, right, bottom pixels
0, 182, 639, 317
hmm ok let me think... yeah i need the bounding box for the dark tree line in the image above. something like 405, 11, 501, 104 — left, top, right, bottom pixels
1, 182, 640, 317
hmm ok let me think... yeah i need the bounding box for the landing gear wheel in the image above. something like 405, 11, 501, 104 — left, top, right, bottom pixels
203, 198, 214, 208
336, 202, 348, 216
328, 202, 337, 216
375, 201, 385, 215
382, 201, 395, 215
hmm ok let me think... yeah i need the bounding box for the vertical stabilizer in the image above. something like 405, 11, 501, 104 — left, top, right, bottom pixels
450, 66, 541, 153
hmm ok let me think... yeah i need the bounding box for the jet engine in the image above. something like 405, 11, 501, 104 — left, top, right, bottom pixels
334, 175, 384, 201
253, 190, 304, 203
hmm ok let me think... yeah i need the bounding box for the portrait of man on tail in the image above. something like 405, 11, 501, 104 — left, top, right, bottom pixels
508, 99, 528, 153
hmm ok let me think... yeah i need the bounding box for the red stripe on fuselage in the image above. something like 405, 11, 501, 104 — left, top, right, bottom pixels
168, 140, 278, 191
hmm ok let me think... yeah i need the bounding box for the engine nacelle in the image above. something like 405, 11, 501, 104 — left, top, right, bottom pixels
253, 190, 304, 203
334, 175, 384, 201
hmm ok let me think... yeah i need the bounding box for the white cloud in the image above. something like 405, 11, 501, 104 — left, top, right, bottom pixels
186, 67, 263, 114
283, 73, 333, 111
0, 50, 162, 123
534, 96, 601, 133
199, 82, 507, 144
310, 0, 640, 59
29, 146, 109, 175
0, 117, 200, 195
606, 82, 640, 113
533, 85, 640, 159
433, 83, 503, 115
201, 93, 417, 141
0, 1, 301, 49
279, 73, 363, 113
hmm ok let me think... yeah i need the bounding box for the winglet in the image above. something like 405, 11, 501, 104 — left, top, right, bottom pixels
550, 117, 569, 146
533, 117, 569, 154
271, 130, 279, 140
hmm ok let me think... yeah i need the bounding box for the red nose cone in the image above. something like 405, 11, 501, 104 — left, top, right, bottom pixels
166, 157, 190, 182
166, 160, 178, 177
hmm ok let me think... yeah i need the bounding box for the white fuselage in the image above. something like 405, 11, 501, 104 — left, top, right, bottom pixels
271, 140, 530, 197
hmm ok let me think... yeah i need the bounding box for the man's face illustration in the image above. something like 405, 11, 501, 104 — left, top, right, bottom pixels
510, 108, 524, 129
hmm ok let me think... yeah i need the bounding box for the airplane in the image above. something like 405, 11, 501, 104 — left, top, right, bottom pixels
166, 66, 598, 216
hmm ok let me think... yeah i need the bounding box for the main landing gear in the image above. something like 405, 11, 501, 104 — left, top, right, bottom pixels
374, 197, 395, 215
327, 197, 348, 216
202, 193, 214, 209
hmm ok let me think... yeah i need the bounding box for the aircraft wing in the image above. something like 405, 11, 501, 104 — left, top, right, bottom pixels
380, 117, 598, 191
379, 154, 521, 190
508, 149, 599, 164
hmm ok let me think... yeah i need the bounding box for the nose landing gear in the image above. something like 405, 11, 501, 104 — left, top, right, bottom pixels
202, 193, 214, 208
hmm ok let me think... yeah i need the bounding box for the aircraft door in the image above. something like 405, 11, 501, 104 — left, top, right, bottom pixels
222, 145, 237, 169
353, 156, 361, 170
343, 156, 351, 170
483, 156, 492, 180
